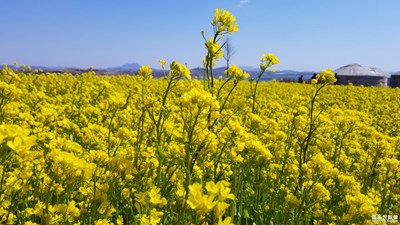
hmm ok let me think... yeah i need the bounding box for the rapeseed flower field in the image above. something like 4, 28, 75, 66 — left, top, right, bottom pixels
1, 8, 399, 225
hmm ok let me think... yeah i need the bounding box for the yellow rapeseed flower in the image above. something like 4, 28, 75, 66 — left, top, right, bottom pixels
212, 9, 238, 33
158, 59, 166, 69
319, 68, 336, 84
205, 181, 235, 202
224, 64, 249, 80
187, 183, 217, 215
169, 60, 191, 79
205, 37, 223, 60
138, 65, 153, 79
260, 53, 280, 71
218, 216, 234, 225
148, 186, 167, 207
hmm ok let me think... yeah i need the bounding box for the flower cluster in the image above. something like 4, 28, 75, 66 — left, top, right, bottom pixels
205, 37, 224, 60
224, 64, 250, 80
311, 69, 337, 84
187, 181, 235, 224
260, 53, 280, 71
137, 65, 153, 79
169, 60, 191, 79
212, 9, 238, 33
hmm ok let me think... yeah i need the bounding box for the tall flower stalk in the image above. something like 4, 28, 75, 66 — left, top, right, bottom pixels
251, 53, 279, 114
202, 9, 238, 93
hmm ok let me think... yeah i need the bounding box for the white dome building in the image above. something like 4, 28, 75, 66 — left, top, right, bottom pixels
334, 64, 390, 86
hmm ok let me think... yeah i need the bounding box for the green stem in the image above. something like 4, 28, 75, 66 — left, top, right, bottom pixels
252, 70, 266, 113
220, 80, 238, 113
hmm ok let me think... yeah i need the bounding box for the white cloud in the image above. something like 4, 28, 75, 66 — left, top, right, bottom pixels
237, 0, 251, 7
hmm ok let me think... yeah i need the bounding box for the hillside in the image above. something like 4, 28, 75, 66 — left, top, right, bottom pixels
1, 64, 315, 81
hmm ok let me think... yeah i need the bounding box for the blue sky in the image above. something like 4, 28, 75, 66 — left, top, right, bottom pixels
1, 0, 399, 72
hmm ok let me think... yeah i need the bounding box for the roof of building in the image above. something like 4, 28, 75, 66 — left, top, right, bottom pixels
334, 64, 390, 78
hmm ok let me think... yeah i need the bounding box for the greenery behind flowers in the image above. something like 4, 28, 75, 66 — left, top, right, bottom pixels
1, 8, 400, 225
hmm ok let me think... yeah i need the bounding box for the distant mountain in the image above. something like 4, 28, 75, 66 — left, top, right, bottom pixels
1, 63, 316, 81
106, 63, 142, 73
238, 66, 259, 71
